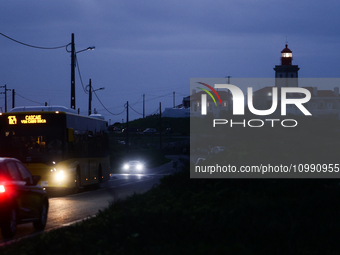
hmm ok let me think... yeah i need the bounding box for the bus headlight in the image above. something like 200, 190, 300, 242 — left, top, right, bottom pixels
56, 170, 65, 181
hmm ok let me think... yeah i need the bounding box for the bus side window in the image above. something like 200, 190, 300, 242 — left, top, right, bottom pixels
68, 128, 74, 142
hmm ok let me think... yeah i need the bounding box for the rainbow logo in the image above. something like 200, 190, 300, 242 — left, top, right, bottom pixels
196, 82, 222, 107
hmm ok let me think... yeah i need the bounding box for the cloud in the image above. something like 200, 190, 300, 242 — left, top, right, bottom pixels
1, 0, 340, 121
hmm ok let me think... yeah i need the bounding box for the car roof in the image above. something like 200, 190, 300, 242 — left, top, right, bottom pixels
0, 158, 19, 174
0, 157, 19, 163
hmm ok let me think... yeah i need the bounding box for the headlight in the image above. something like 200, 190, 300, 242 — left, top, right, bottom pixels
56, 170, 65, 181
136, 164, 143, 170
123, 164, 129, 170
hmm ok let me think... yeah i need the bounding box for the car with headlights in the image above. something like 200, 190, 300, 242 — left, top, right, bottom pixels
122, 161, 145, 174
0, 157, 49, 239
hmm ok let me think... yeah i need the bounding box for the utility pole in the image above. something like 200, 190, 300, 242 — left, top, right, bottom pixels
3, 85, 7, 113
12, 89, 15, 109
0, 85, 11, 112
5, 85, 7, 112
68, 33, 95, 111
87, 81, 104, 116
159, 102, 162, 151
126, 101, 129, 149
173, 91, 175, 108
71, 33, 76, 110
88, 79, 92, 116
143, 94, 145, 118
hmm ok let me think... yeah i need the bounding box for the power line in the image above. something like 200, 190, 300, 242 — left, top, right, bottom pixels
128, 105, 143, 115
143, 85, 186, 93
176, 92, 189, 96
131, 95, 143, 107
148, 108, 160, 116
92, 90, 125, 116
0, 32, 69, 50
145, 92, 173, 98
15, 92, 43, 105
75, 56, 88, 94
143, 93, 173, 103
0, 97, 12, 109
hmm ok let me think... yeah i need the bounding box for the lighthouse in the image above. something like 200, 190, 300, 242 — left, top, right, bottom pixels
274, 44, 300, 87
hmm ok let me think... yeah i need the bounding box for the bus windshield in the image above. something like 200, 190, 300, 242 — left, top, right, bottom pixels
0, 125, 64, 164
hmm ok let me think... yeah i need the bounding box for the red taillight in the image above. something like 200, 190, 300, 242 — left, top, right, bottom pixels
0, 185, 5, 193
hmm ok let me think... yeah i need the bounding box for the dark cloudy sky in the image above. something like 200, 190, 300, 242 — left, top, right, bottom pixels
1, 0, 339, 123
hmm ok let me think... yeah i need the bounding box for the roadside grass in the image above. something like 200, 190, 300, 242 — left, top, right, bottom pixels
2, 157, 340, 254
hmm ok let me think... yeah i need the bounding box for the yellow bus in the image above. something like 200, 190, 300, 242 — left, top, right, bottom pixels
0, 106, 110, 192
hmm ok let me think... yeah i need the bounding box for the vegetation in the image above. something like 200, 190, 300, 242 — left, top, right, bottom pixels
2, 156, 340, 254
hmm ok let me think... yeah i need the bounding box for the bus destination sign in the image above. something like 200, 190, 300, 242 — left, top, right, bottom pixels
8, 115, 47, 125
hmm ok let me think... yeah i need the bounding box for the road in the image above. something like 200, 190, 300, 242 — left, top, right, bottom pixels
0, 156, 185, 245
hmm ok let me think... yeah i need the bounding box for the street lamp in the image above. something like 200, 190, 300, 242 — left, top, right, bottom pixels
68, 33, 95, 110
87, 79, 105, 116
76, 46, 95, 54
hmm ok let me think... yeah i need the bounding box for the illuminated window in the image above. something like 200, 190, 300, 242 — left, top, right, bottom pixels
282, 53, 292, 58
